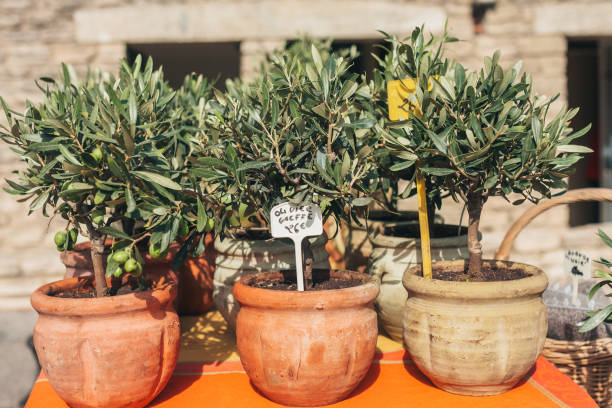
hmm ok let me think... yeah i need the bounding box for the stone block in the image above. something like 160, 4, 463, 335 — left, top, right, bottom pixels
75, 2, 446, 43
50, 44, 97, 65
535, 3, 612, 36
0, 296, 32, 310
241, 40, 284, 56
0, 276, 59, 297
0, 14, 20, 29
513, 226, 563, 254
0, 252, 21, 278
515, 35, 566, 56
473, 36, 519, 59
562, 222, 612, 249
21, 250, 64, 277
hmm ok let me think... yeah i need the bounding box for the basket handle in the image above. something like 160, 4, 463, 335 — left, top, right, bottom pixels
495, 188, 612, 260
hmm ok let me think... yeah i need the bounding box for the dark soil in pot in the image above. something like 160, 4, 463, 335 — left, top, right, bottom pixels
226, 227, 272, 240
383, 223, 467, 240
247, 269, 367, 291
50, 276, 153, 298
414, 262, 530, 282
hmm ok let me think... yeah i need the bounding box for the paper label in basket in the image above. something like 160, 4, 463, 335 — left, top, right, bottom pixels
564, 250, 591, 306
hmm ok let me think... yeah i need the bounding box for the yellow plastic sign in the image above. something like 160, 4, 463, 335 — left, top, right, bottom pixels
386, 77, 434, 121
387, 77, 433, 279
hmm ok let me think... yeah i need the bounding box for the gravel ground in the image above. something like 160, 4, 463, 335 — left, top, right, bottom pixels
0, 311, 39, 408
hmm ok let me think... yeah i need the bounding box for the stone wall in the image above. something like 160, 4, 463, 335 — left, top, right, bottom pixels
0, 0, 609, 309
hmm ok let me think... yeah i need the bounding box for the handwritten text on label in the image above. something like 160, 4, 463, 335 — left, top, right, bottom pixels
271, 203, 322, 239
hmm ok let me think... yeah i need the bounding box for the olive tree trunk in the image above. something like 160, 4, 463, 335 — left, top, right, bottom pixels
89, 232, 108, 297
467, 194, 483, 279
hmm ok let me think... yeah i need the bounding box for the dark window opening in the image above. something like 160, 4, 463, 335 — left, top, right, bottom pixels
126, 42, 240, 90
567, 39, 600, 226
331, 39, 386, 80
471, 1, 496, 35
284, 39, 385, 80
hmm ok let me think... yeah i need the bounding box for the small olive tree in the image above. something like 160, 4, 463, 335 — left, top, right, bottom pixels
363, 26, 456, 230
384, 50, 591, 279
0, 57, 191, 296
187, 45, 379, 283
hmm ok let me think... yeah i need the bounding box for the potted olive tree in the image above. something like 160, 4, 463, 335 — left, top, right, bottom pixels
386, 50, 591, 395
52, 68, 216, 315
357, 26, 472, 341
0, 58, 184, 407
195, 38, 367, 328
191, 46, 380, 406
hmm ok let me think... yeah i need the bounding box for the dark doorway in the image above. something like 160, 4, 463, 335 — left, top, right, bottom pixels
126, 42, 241, 90
567, 39, 600, 226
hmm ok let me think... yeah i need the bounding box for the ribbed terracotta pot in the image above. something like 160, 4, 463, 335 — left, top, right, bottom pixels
30, 276, 180, 408
369, 224, 469, 342
402, 259, 548, 396
60, 238, 215, 315
234, 270, 379, 406
213, 234, 329, 329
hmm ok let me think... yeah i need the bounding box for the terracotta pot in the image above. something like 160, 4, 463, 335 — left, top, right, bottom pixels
402, 259, 548, 396
342, 210, 444, 273
175, 234, 215, 315
369, 224, 469, 342
234, 270, 379, 406
30, 276, 180, 408
213, 234, 329, 329
60, 238, 215, 315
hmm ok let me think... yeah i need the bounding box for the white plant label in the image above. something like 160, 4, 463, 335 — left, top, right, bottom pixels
564, 250, 591, 306
270, 202, 323, 291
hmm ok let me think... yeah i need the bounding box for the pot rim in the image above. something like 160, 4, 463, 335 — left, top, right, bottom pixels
370, 223, 470, 249
402, 259, 548, 300
233, 269, 378, 310
214, 233, 327, 255
30, 276, 177, 317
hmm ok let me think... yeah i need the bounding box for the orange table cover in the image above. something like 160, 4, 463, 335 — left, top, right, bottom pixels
25, 311, 598, 408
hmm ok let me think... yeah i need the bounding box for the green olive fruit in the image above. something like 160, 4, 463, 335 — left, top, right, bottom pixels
54, 231, 67, 247
112, 266, 123, 278
124, 258, 139, 273
69, 228, 78, 243
148, 243, 168, 259
91, 147, 103, 162
112, 250, 129, 264
221, 194, 231, 204
204, 218, 215, 232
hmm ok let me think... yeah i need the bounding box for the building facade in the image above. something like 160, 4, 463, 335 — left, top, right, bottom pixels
1, 0, 611, 309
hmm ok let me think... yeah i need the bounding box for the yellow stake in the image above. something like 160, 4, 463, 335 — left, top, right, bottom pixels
416, 172, 432, 279
387, 78, 433, 279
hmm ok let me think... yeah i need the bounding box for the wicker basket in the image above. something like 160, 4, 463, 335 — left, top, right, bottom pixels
495, 188, 612, 407
543, 338, 612, 407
